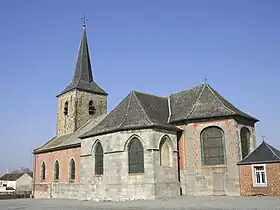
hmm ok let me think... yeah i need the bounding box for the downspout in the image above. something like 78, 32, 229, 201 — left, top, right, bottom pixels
32, 152, 36, 198
177, 130, 182, 196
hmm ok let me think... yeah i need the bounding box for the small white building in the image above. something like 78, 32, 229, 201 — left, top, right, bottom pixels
0, 172, 33, 192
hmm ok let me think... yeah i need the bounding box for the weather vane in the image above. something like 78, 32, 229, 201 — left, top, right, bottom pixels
81, 13, 88, 27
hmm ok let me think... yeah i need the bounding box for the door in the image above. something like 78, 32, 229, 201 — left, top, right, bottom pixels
213, 172, 225, 195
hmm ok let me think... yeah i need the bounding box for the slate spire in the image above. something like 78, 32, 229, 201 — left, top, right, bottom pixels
72, 25, 93, 84
57, 24, 107, 97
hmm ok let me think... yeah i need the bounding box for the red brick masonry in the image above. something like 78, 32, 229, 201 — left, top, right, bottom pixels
239, 163, 280, 196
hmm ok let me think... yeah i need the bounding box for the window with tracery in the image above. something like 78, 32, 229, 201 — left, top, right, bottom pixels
128, 138, 144, 173
69, 159, 75, 180
201, 127, 225, 165
95, 142, 103, 175
54, 160, 60, 180
41, 162, 46, 181
160, 137, 171, 167
240, 127, 250, 159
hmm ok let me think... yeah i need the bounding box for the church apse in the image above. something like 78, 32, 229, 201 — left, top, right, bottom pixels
177, 118, 253, 196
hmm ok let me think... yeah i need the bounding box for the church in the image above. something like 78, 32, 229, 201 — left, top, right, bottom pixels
33, 24, 259, 201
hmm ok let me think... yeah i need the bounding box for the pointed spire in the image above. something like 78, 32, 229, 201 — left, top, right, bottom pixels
57, 23, 107, 97
72, 25, 93, 84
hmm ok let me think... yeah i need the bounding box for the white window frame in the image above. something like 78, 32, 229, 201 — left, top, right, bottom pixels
251, 164, 267, 187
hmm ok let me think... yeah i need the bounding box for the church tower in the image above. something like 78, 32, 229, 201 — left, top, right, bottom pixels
56, 24, 107, 137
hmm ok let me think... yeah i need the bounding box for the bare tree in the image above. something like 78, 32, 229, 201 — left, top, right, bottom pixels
12, 167, 32, 173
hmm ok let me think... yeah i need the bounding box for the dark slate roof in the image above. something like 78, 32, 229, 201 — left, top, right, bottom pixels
80, 91, 181, 138
57, 26, 107, 97
0, 173, 25, 181
33, 114, 106, 154
27, 172, 33, 178
169, 84, 258, 123
237, 141, 280, 165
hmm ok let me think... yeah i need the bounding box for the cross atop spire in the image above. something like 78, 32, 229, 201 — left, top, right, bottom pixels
57, 20, 107, 97
203, 76, 208, 84
81, 13, 88, 28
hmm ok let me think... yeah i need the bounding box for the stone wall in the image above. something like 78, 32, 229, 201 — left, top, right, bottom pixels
177, 119, 256, 196
239, 163, 280, 196
56, 90, 107, 137
34, 183, 50, 198
80, 128, 180, 201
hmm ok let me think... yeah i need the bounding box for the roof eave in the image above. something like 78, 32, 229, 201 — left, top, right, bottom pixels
237, 159, 280, 165
170, 114, 259, 124
33, 143, 81, 154
56, 87, 108, 98
80, 124, 182, 139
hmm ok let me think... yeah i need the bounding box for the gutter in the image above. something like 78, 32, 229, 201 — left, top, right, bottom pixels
80, 124, 182, 139
33, 143, 81, 155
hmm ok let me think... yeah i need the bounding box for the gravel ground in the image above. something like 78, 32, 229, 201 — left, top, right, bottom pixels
0, 196, 280, 210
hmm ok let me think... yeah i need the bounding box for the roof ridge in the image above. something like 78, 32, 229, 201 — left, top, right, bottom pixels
185, 84, 206, 119
169, 84, 204, 96
265, 141, 280, 159
133, 90, 167, 98
237, 141, 264, 164
206, 84, 236, 115
133, 91, 154, 125
117, 92, 134, 129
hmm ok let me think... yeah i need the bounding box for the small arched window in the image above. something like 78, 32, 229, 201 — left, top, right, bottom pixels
54, 160, 60, 180
95, 142, 103, 175
240, 127, 250, 159
201, 127, 225, 165
160, 137, 171, 167
128, 137, 144, 173
41, 162, 46, 181
69, 159, 75, 180
64, 101, 69, 115
88, 100, 96, 115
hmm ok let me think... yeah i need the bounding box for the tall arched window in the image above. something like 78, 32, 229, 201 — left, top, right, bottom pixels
95, 142, 103, 175
64, 101, 69, 115
69, 159, 75, 180
160, 136, 171, 167
88, 100, 96, 115
240, 127, 250, 159
128, 137, 144, 173
41, 162, 46, 181
201, 127, 225, 165
54, 160, 60, 180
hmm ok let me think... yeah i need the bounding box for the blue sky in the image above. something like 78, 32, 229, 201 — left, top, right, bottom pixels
0, 0, 279, 173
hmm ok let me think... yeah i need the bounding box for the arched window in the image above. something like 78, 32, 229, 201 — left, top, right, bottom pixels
201, 127, 225, 165
54, 160, 60, 180
88, 100, 96, 115
69, 159, 75, 180
160, 137, 171, 167
64, 101, 69, 115
95, 142, 103, 175
128, 137, 144, 173
240, 127, 250, 159
41, 162, 46, 181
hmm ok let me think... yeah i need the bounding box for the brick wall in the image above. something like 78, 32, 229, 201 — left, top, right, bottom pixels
239, 163, 280, 196
177, 118, 256, 196
34, 147, 81, 185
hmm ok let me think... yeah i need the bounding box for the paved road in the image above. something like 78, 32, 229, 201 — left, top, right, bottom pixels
0, 196, 280, 210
